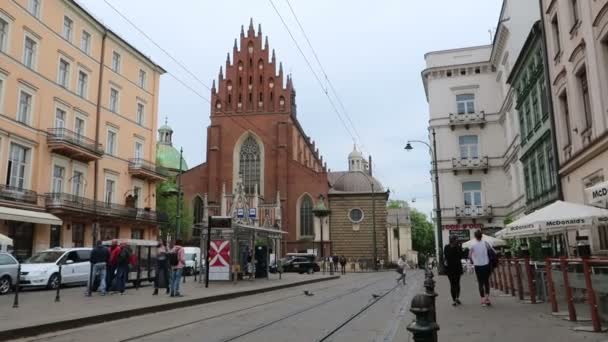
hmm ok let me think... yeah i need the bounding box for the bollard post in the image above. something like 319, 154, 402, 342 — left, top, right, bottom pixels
507, 257, 515, 297
407, 294, 439, 342
424, 268, 437, 325
582, 259, 601, 332
515, 259, 524, 301
55, 264, 62, 302
524, 257, 536, 304
86, 262, 93, 297
560, 257, 576, 321
545, 258, 558, 313
12, 263, 20, 308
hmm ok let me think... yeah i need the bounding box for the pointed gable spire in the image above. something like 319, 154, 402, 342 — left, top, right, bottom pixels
278, 62, 283, 75
212, 79, 216, 94
271, 49, 276, 63
240, 25, 245, 38
219, 66, 223, 80
226, 52, 231, 65
248, 18, 254, 36
258, 23, 262, 37
264, 36, 269, 50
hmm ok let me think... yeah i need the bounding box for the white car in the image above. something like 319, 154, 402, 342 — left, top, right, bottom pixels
20, 247, 92, 289
183, 247, 202, 275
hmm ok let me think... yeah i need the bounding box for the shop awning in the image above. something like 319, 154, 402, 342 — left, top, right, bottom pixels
585, 181, 608, 206
462, 234, 507, 248
496, 201, 608, 239
0, 206, 62, 225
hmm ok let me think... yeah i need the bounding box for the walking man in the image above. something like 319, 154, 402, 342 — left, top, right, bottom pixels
339, 256, 347, 275
88, 241, 109, 295
153, 239, 170, 296
396, 256, 407, 285
114, 242, 130, 295
169, 239, 186, 297
444, 235, 465, 306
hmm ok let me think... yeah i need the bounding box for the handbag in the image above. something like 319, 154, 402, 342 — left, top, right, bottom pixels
485, 242, 498, 269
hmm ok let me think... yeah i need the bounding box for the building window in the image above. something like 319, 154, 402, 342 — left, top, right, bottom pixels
100, 227, 118, 240
136, 103, 144, 125
0, 18, 8, 52
77, 71, 88, 98
551, 16, 561, 55
134, 141, 143, 159
23, 37, 37, 69
193, 196, 204, 224
349, 208, 364, 223
559, 92, 571, 146
523, 100, 532, 137
7, 143, 29, 189
462, 181, 482, 207
17, 90, 32, 124
63, 16, 73, 42
133, 186, 142, 208
72, 170, 84, 197
72, 224, 84, 247
52, 165, 65, 193
570, 0, 579, 27
537, 149, 547, 193
81, 30, 91, 54
112, 52, 121, 73
540, 79, 548, 118
523, 164, 531, 200
299, 195, 313, 237
75, 117, 85, 137
531, 89, 540, 127
104, 179, 115, 204
458, 135, 478, 159
546, 142, 556, 188
58, 59, 70, 88
109, 88, 119, 112
456, 94, 475, 114
50, 226, 61, 248
239, 135, 261, 195
138, 69, 146, 89
131, 229, 144, 240
28, 0, 41, 18
578, 70, 592, 131
55, 108, 66, 128
106, 129, 116, 155
530, 158, 538, 197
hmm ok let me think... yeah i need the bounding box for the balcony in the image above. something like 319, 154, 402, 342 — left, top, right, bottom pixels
448, 111, 486, 130
0, 185, 38, 205
128, 159, 168, 182
45, 193, 163, 224
451, 156, 489, 174
455, 205, 493, 218
47, 128, 103, 162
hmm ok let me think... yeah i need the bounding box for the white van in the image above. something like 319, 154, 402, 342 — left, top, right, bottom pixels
0, 234, 13, 254
183, 247, 202, 275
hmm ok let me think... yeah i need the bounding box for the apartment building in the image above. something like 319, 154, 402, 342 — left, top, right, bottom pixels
0, 0, 166, 260
541, 0, 608, 252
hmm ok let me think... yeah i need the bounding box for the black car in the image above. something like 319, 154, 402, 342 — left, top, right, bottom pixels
271, 255, 320, 274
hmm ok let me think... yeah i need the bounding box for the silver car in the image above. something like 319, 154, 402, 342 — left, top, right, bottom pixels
0, 253, 18, 295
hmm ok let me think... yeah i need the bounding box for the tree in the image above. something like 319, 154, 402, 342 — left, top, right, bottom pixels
410, 208, 436, 258
156, 176, 193, 241
387, 200, 408, 209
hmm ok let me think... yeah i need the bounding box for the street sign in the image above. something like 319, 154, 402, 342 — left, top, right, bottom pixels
249, 208, 256, 218
209, 216, 231, 228
237, 208, 244, 218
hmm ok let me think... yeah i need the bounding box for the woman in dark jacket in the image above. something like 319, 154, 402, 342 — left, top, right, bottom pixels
444, 235, 466, 306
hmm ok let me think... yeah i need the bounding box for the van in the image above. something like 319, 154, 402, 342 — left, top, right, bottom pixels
183, 247, 202, 275
0, 234, 13, 254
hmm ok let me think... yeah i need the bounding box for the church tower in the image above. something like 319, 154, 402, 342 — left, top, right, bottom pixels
348, 144, 369, 173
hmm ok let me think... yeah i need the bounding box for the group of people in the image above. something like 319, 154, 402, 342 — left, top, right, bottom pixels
88, 239, 186, 298
321, 256, 348, 274
444, 229, 496, 307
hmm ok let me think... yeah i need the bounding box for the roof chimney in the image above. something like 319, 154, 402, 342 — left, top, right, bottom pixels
368, 156, 372, 176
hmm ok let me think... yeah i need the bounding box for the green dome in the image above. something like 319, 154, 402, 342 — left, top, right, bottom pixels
156, 143, 188, 171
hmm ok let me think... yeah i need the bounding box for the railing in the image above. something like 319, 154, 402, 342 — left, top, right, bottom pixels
128, 158, 168, 177
454, 205, 492, 217
451, 156, 489, 171
448, 111, 486, 129
47, 128, 103, 154
0, 184, 38, 205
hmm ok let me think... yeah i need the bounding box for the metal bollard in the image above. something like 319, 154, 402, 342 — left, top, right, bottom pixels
407, 294, 440, 342
13, 263, 21, 308
424, 268, 437, 324
86, 262, 93, 297
55, 264, 62, 302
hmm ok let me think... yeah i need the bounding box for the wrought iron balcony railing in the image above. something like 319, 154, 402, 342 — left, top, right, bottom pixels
47, 128, 103, 162
128, 158, 168, 181
0, 184, 38, 205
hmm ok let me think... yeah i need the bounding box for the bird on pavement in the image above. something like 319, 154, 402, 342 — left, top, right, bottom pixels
371, 294, 380, 299
304, 290, 314, 296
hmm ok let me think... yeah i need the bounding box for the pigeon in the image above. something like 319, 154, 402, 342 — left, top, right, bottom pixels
372, 294, 380, 299
304, 290, 314, 296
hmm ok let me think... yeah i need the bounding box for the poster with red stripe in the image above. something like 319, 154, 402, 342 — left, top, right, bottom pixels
209, 240, 230, 280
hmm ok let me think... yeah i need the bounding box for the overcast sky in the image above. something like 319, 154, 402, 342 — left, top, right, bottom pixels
79, 0, 502, 216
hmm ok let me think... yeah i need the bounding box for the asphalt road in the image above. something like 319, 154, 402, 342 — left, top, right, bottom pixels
15, 271, 424, 342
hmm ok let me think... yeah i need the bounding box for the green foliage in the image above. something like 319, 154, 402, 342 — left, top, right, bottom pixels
156, 176, 192, 240
410, 208, 436, 257
387, 200, 408, 209
529, 237, 543, 261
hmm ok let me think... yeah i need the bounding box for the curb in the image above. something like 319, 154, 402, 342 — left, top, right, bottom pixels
0, 276, 340, 341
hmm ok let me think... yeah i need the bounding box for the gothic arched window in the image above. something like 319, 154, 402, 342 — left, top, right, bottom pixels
300, 195, 313, 237
193, 196, 204, 224
239, 136, 261, 194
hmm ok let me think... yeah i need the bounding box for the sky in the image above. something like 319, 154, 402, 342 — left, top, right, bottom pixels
78, 0, 502, 216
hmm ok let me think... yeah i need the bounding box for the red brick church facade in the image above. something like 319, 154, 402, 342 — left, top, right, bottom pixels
181, 21, 330, 255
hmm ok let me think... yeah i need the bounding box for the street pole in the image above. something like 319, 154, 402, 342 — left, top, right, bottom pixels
175, 147, 183, 241
396, 214, 401, 259
432, 129, 444, 274
320, 217, 324, 258
372, 182, 377, 271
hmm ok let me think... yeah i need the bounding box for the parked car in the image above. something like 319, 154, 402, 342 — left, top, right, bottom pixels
20, 247, 92, 289
183, 247, 202, 275
0, 253, 18, 295
277, 255, 320, 274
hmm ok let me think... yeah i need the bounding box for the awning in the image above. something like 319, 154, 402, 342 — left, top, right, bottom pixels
0, 206, 62, 225
585, 181, 608, 205
462, 234, 507, 248
496, 201, 608, 239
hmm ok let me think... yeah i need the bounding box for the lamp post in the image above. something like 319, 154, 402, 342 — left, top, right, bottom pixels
405, 128, 444, 274
175, 147, 183, 241
312, 194, 331, 258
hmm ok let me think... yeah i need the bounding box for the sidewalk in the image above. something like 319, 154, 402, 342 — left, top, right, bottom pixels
0, 273, 338, 341
435, 273, 606, 342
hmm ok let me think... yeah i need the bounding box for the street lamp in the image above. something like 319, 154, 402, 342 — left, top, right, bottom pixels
312, 194, 331, 258
405, 128, 445, 274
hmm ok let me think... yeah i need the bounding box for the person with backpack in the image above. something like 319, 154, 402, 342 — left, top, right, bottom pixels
107, 239, 120, 292
114, 242, 131, 295
153, 239, 170, 296
88, 241, 109, 296
469, 230, 497, 306
169, 239, 185, 297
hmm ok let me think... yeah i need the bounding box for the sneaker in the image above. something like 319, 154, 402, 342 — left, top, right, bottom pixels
452, 301, 458, 306
120, 292, 125, 296
485, 298, 492, 306
481, 298, 487, 307
174, 294, 184, 298
455, 299, 462, 305
100, 292, 106, 296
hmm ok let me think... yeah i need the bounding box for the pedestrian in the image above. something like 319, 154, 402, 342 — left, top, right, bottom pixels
444, 235, 465, 306
469, 230, 495, 306
153, 239, 170, 296
396, 256, 406, 285
339, 256, 346, 275
169, 239, 186, 297
107, 239, 121, 292
246, 254, 254, 280
88, 240, 109, 295
114, 242, 131, 295
332, 255, 339, 274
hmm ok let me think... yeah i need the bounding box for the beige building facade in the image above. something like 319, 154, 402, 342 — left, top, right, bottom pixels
0, 0, 166, 260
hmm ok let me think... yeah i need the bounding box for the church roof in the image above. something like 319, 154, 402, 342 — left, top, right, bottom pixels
156, 143, 188, 172
328, 171, 384, 194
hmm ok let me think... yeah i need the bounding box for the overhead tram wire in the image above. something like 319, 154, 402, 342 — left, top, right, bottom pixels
100, 0, 281, 145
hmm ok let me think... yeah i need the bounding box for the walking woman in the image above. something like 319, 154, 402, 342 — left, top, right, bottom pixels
153, 239, 170, 295
444, 235, 465, 306
469, 230, 494, 306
